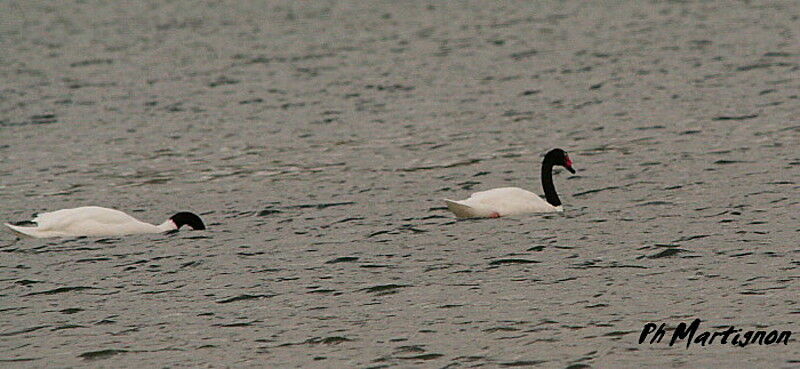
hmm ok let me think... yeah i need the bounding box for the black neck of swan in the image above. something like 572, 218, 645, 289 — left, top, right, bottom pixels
541, 158, 561, 207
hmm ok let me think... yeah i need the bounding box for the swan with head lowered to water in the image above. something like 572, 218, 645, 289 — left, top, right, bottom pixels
444, 148, 576, 218
4, 206, 206, 238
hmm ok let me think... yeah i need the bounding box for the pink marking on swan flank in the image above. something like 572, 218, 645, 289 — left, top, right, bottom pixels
489, 212, 501, 218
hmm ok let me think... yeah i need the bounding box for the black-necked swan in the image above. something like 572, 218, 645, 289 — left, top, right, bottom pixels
444, 148, 576, 218
4, 206, 206, 238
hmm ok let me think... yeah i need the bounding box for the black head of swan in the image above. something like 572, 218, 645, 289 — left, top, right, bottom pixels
170, 212, 206, 231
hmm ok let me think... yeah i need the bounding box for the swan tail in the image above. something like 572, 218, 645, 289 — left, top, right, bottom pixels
4, 223, 41, 238
443, 199, 478, 218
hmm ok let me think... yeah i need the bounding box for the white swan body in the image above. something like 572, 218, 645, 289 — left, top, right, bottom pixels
4, 206, 204, 238
444, 148, 575, 218
444, 187, 562, 218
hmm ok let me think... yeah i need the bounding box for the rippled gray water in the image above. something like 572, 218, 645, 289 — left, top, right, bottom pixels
1, 1, 799, 368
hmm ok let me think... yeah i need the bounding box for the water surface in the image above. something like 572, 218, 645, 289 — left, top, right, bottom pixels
1, 1, 798, 368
